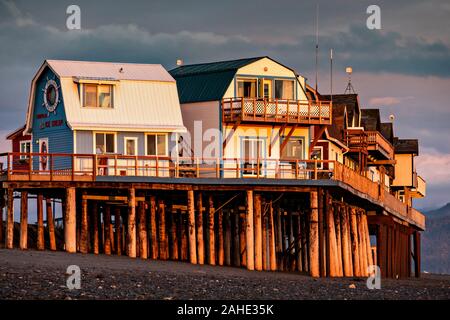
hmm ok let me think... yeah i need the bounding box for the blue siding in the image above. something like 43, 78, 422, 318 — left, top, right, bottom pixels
31, 67, 73, 170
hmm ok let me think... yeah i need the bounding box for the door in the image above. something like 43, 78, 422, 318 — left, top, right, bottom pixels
262, 79, 272, 99
242, 138, 264, 177
38, 138, 49, 172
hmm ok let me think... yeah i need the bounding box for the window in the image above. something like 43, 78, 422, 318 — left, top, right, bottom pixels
237, 79, 257, 98
95, 133, 115, 154
146, 134, 167, 156
20, 140, 31, 159
124, 137, 138, 156
242, 137, 264, 176
311, 147, 323, 169
275, 80, 294, 100
281, 137, 304, 159
83, 84, 113, 108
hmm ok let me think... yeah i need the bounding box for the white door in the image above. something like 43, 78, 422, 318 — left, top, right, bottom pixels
39, 138, 49, 172
242, 138, 264, 176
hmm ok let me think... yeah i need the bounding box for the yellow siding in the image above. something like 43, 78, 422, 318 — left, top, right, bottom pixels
392, 154, 413, 187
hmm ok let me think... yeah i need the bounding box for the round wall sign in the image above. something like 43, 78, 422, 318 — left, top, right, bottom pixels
43, 79, 60, 113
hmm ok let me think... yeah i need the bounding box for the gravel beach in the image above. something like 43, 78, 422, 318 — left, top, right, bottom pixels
0, 249, 449, 300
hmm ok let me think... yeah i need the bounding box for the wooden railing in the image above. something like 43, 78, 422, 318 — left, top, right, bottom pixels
366, 131, 394, 159
222, 97, 332, 125
0, 152, 425, 229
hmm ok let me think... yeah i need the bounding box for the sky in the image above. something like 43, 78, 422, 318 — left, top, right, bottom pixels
0, 0, 449, 210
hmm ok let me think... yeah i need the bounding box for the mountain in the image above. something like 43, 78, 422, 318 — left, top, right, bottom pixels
423, 203, 450, 274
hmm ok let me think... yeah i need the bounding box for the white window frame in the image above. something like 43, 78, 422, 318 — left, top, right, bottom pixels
124, 137, 138, 156
144, 133, 168, 157
19, 140, 32, 160
274, 78, 295, 100
312, 146, 324, 169
82, 83, 115, 109
93, 132, 117, 154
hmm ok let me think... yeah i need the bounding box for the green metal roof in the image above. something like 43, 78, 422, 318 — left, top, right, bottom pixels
169, 57, 265, 103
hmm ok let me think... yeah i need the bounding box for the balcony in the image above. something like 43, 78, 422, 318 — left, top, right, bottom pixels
366, 131, 394, 160
222, 97, 332, 125
411, 174, 426, 198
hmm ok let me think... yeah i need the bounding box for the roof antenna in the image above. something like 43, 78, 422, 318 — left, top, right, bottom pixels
330, 48, 333, 103
315, 3, 319, 95
344, 66, 356, 94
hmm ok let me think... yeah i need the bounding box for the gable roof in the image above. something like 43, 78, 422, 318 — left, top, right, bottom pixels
25, 60, 185, 133
394, 138, 419, 155
361, 109, 381, 131
327, 104, 348, 142
6, 125, 27, 140
169, 57, 264, 103
321, 94, 360, 127
380, 122, 394, 143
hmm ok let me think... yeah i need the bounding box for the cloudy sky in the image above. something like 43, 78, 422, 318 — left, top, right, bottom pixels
0, 0, 449, 210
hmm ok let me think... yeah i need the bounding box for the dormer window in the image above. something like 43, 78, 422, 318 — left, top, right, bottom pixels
83, 84, 113, 108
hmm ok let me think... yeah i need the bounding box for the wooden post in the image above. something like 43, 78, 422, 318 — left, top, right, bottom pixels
80, 192, 88, 254
92, 202, 99, 255
65, 188, 76, 253
5, 188, 14, 249
233, 209, 241, 267
224, 210, 232, 266
254, 194, 263, 271
46, 198, 56, 251
127, 188, 136, 258
340, 205, 352, 277
104, 205, 112, 255
138, 200, 148, 259
149, 196, 157, 259
20, 191, 28, 250
208, 195, 216, 265
268, 200, 277, 271
326, 195, 339, 277
413, 231, 421, 277
218, 204, 224, 266
362, 213, 373, 269
350, 207, 361, 276
262, 200, 268, 271
296, 212, 303, 272
334, 204, 343, 276
37, 194, 44, 251
196, 192, 204, 264
276, 207, 283, 268
0, 195, 4, 247
158, 199, 168, 260
180, 210, 188, 261
246, 190, 255, 271
187, 190, 197, 264
309, 191, 320, 277
170, 206, 179, 260
114, 207, 122, 256
318, 189, 325, 277
358, 210, 368, 276
239, 207, 247, 267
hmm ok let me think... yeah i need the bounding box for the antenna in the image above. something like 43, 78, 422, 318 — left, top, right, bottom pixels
176, 59, 184, 66
389, 114, 395, 123
344, 66, 356, 94
315, 3, 319, 94
330, 49, 333, 103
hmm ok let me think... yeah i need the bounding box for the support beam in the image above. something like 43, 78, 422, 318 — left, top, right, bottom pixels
80, 192, 88, 254
279, 125, 298, 156
268, 200, 277, 271
6, 188, 14, 249
413, 231, 421, 278
20, 191, 28, 250
196, 192, 204, 264
245, 190, 255, 271
104, 205, 112, 255
46, 198, 56, 251
326, 195, 339, 277
158, 199, 168, 260
0, 195, 4, 246
208, 195, 216, 265
65, 187, 77, 253
224, 210, 231, 266
149, 196, 157, 259
309, 191, 320, 277
187, 190, 197, 264
350, 207, 361, 276
114, 207, 122, 256
92, 202, 99, 255
309, 125, 327, 157
340, 205, 352, 277
218, 204, 224, 266
334, 204, 343, 276
170, 206, 179, 260
262, 200, 268, 271
37, 194, 44, 251
138, 200, 148, 259
254, 194, 263, 271
127, 188, 136, 258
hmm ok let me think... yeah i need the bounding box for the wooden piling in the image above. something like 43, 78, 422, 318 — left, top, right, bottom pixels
245, 190, 255, 271
138, 200, 148, 259
180, 210, 188, 260
104, 205, 112, 255
80, 192, 89, 254
334, 204, 343, 276
158, 199, 168, 259
413, 231, 421, 277
340, 205, 352, 277
262, 201, 268, 271
326, 196, 339, 277
170, 206, 179, 260
268, 200, 277, 271
187, 190, 197, 264
233, 209, 241, 267
19, 191, 28, 250
254, 194, 262, 271
114, 207, 122, 256
65, 188, 77, 253
350, 207, 361, 276
318, 189, 325, 277
309, 191, 320, 277
92, 202, 99, 254
196, 192, 204, 265
357, 210, 368, 276
208, 195, 216, 265
149, 196, 157, 259
127, 188, 136, 258
218, 204, 224, 266
6, 188, 14, 249
37, 194, 44, 251
46, 198, 56, 251
0, 195, 4, 246
362, 213, 373, 269
224, 210, 232, 266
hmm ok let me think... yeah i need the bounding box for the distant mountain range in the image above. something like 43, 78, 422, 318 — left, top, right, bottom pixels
423, 203, 450, 274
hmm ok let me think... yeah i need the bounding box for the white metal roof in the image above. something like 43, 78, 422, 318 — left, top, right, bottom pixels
25, 60, 185, 133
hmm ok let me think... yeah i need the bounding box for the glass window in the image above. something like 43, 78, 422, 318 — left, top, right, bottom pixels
95, 133, 115, 154
275, 80, 294, 100
281, 137, 304, 159
147, 134, 167, 156
83, 84, 113, 108
237, 79, 257, 98
20, 141, 31, 159
125, 138, 137, 156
